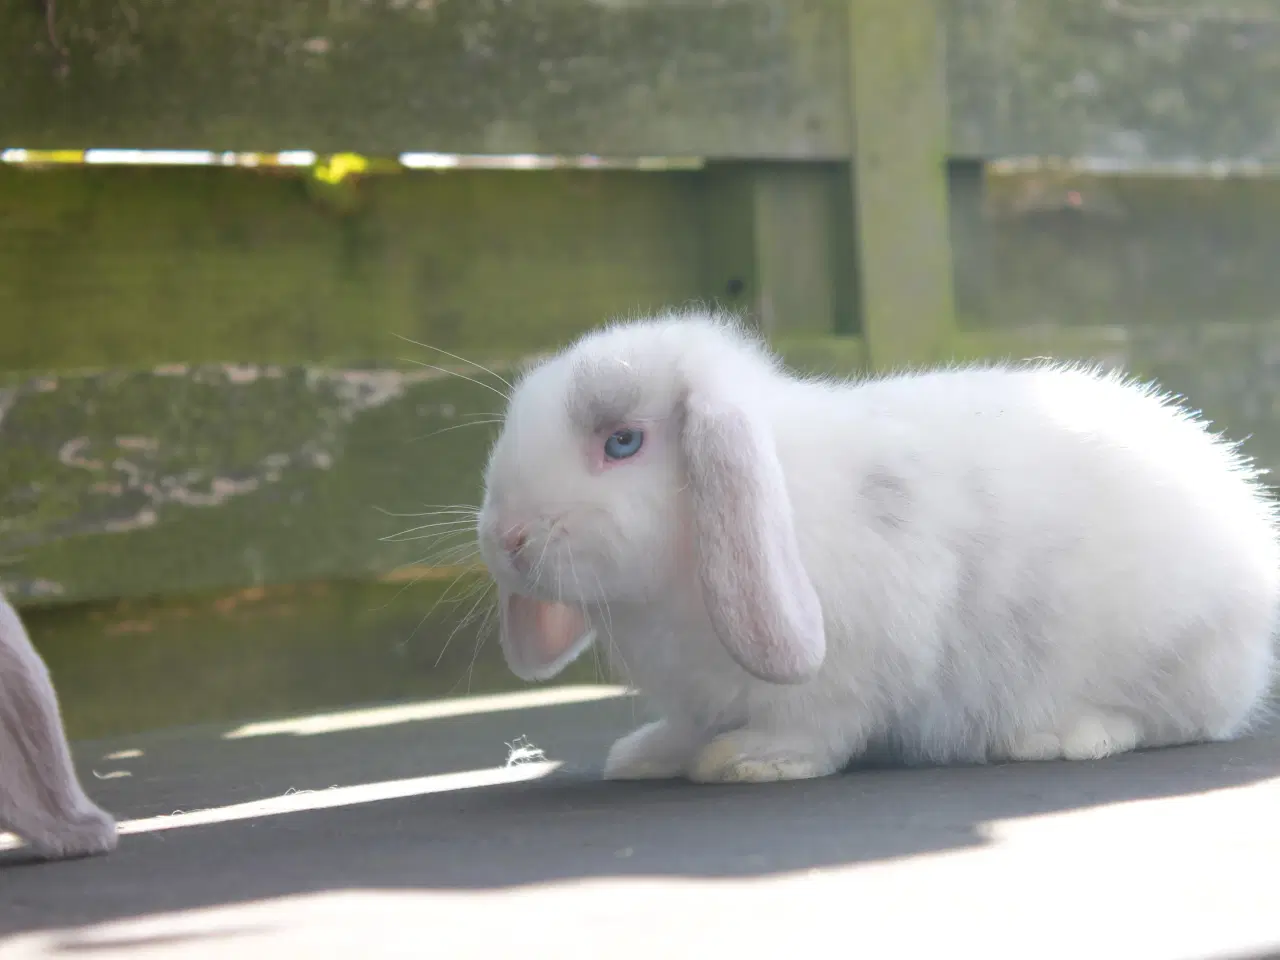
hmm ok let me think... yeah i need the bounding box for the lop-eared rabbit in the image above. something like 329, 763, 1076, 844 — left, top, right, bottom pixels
477, 312, 1279, 783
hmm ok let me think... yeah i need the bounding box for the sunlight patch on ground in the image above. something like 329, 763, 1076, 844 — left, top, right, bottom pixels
7, 833, 1280, 960
103, 749, 144, 761
977, 770, 1280, 847
0, 761, 561, 853
221, 684, 630, 739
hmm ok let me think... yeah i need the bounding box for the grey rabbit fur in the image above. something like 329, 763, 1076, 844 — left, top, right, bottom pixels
0, 594, 117, 860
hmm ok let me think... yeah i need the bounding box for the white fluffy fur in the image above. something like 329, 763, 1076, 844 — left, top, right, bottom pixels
478, 311, 1280, 783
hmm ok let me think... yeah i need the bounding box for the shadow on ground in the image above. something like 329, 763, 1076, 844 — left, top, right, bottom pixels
1, 690, 1278, 956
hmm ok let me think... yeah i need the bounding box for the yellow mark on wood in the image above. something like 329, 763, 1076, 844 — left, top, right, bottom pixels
377, 564, 489, 584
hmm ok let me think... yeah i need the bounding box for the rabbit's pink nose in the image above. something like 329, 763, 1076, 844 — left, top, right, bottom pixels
500, 527, 528, 555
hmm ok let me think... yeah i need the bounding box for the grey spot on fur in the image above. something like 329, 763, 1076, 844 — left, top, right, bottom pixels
860, 470, 913, 529
565, 358, 643, 434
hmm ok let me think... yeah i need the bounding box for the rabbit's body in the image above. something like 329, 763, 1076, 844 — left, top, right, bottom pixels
478, 313, 1279, 782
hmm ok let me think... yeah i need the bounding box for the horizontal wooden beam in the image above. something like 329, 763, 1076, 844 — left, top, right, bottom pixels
0, 361, 498, 606
3, 1, 1278, 166
0, 164, 707, 372
946, 0, 1280, 166
10, 322, 1280, 609
0, 0, 850, 159
954, 167, 1280, 329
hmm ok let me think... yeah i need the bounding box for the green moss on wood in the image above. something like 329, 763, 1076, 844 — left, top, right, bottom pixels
0, 363, 501, 605
0, 165, 708, 372
846, 0, 956, 369
702, 162, 857, 338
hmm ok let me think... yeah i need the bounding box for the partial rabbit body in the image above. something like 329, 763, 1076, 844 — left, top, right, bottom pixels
478, 313, 1279, 783
0, 595, 117, 859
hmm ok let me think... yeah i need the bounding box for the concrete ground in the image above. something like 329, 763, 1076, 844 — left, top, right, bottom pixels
1, 685, 1278, 959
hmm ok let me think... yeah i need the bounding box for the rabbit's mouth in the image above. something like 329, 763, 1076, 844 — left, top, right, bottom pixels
505, 564, 608, 607
481, 536, 582, 602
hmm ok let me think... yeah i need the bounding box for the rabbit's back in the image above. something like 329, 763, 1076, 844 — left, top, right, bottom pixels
770, 362, 1279, 763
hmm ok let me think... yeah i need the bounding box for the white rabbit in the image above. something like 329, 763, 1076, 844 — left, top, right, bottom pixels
0, 594, 117, 858
476, 310, 1279, 783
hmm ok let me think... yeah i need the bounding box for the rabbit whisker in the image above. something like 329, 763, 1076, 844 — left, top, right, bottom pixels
398, 357, 511, 404
395, 565, 486, 652
381, 518, 478, 542
457, 601, 497, 696
382, 530, 478, 545
408, 420, 505, 444
392, 334, 515, 392
434, 580, 496, 669
375, 504, 481, 518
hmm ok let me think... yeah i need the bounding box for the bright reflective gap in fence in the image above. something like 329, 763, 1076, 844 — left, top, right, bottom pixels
1, 149, 705, 174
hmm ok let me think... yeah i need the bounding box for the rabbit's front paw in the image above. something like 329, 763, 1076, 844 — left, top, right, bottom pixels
29, 807, 118, 861
603, 720, 699, 780
688, 729, 842, 783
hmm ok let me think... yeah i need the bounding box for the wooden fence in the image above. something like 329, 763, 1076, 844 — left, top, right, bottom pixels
4, 0, 1280, 734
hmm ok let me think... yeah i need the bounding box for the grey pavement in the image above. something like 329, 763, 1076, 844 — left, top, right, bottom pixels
1, 686, 1278, 959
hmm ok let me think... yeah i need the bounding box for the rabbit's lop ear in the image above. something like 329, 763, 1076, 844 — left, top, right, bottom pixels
498, 589, 596, 682
682, 388, 826, 684
0, 597, 117, 859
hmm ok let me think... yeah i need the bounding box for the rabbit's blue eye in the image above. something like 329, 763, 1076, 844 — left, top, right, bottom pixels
604, 428, 644, 460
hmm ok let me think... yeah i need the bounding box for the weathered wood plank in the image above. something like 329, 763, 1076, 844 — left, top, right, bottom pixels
0, 0, 850, 159
0, 363, 497, 605
953, 167, 1280, 329
0, 165, 706, 371
847, 0, 956, 369
946, 0, 1280, 165
7, 0, 1280, 166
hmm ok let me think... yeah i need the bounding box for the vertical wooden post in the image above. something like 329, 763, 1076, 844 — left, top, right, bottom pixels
702, 162, 855, 341
847, 0, 956, 370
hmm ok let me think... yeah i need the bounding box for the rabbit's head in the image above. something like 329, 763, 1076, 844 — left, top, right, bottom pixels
478, 312, 825, 685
